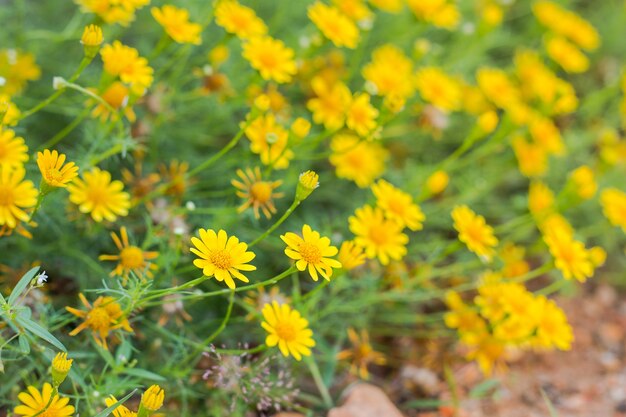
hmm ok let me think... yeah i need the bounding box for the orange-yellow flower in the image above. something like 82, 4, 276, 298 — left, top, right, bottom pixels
99, 226, 159, 280
281, 224, 342, 281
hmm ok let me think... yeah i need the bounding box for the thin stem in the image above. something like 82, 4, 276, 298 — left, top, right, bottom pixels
188, 124, 248, 177
39, 110, 89, 150
249, 199, 300, 247
306, 357, 333, 409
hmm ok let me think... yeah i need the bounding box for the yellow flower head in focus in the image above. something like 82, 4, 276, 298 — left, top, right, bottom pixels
308, 2, 360, 49
261, 301, 315, 361
81, 24, 103, 47
14, 383, 75, 417
349, 205, 408, 265
329, 133, 387, 188
51, 352, 73, 387
232, 167, 284, 219
0, 128, 28, 169
68, 168, 131, 223
214, 0, 267, 39
140, 385, 165, 413
0, 166, 37, 229
452, 205, 498, 261
242, 36, 297, 84
281, 224, 342, 281
338, 240, 366, 270
152, 5, 202, 45
37, 149, 79, 188
296, 170, 320, 201
337, 328, 386, 379
99, 226, 159, 280
190, 229, 256, 289
415, 67, 462, 112
66, 293, 133, 349
600, 188, 626, 233
371, 179, 425, 231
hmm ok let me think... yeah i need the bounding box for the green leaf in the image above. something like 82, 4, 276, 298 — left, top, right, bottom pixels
15, 316, 66, 352
122, 367, 166, 382
541, 388, 560, 417
469, 378, 499, 399
18, 334, 30, 354
92, 389, 137, 417
8, 266, 40, 306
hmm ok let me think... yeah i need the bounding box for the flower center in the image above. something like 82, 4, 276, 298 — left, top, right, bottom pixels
368, 224, 391, 246
275, 322, 297, 342
120, 246, 145, 269
0, 185, 14, 206
250, 182, 272, 204
210, 249, 233, 270
45, 168, 64, 184
299, 242, 322, 264
87, 307, 111, 331
258, 51, 278, 71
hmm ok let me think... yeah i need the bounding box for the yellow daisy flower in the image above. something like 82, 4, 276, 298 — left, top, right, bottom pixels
68, 168, 131, 223
307, 77, 352, 130
349, 205, 408, 265
152, 5, 202, 45
337, 328, 386, 379
242, 36, 297, 84
329, 133, 387, 188
281, 224, 342, 281
600, 188, 626, 233
14, 383, 75, 417
371, 179, 425, 231
99, 226, 159, 280
0, 128, 28, 169
231, 167, 284, 219
244, 114, 294, 169
100, 41, 154, 95
346, 92, 378, 137
140, 385, 165, 413
90, 82, 136, 123
425, 170, 449, 195
36, 149, 79, 188
214, 0, 267, 39
451, 205, 498, 261
261, 301, 315, 361
362, 44, 414, 99
190, 229, 256, 289
0, 166, 37, 229
338, 240, 366, 270
414, 67, 462, 112
543, 227, 594, 282
66, 293, 133, 350
0, 49, 41, 96
308, 2, 359, 49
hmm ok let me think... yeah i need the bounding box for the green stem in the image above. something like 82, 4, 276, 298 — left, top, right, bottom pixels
249, 199, 300, 247
306, 356, 333, 409
39, 110, 89, 150
188, 125, 248, 177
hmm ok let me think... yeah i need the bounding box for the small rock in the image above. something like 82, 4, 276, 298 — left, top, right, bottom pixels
399, 365, 440, 396
328, 383, 404, 417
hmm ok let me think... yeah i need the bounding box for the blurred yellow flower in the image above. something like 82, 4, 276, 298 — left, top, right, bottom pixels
569, 165, 596, 199
349, 205, 408, 265
415, 67, 462, 112
242, 36, 297, 84
426, 170, 449, 195
100, 41, 154, 95
452, 205, 498, 261
99, 226, 159, 279
362, 45, 414, 99
90, 82, 136, 122
0, 166, 37, 229
529, 296, 573, 350
338, 240, 366, 270
512, 135, 548, 178
214, 0, 267, 39
406, 0, 459, 29
232, 167, 283, 219
600, 188, 626, 233
0, 128, 28, 169
261, 301, 315, 361
329, 133, 387, 188
152, 5, 202, 45
307, 77, 352, 130
244, 114, 294, 169
190, 229, 256, 289
76, 0, 149, 26
68, 168, 131, 222
544, 227, 594, 282
371, 179, 425, 231
281, 224, 342, 281
308, 2, 359, 49
14, 383, 74, 417
346, 92, 378, 137
337, 328, 386, 379
545, 36, 589, 74
104, 396, 136, 417
528, 181, 555, 219
0, 49, 41, 96
533, 0, 600, 51
36, 149, 79, 188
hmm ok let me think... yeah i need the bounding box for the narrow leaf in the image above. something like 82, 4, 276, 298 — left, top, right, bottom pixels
8, 266, 40, 306
18, 334, 30, 354
122, 367, 166, 381
92, 389, 137, 417
16, 316, 66, 352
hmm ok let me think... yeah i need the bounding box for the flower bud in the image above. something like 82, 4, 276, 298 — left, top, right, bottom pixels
81, 25, 103, 59
51, 352, 73, 387
426, 170, 449, 195
138, 385, 165, 417
295, 170, 319, 202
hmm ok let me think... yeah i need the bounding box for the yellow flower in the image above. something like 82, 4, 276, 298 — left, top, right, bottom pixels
14, 383, 75, 417
511, 134, 548, 178
291, 117, 311, 139
477, 110, 498, 133
307, 77, 352, 130
528, 296, 573, 351
545, 36, 589, 74
329, 133, 387, 188
529, 116, 564, 155
569, 165, 596, 199
214, 0, 267, 39
140, 385, 165, 413
244, 114, 294, 169
0, 166, 37, 229
81, 24, 103, 47
76, 0, 149, 26
190, 229, 256, 289
0, 128, 28, 169
51, 352, 73, 387
0, 94, 21, 126
337, 328, 386, 379
99, 227, 159, 279
68, 168, 131, 222
406, 0, 459, 29
90, 82, 136, 122
362, 45, 414, 99
346, 93, 378, 137
369, 0, 403, 12
452, 205, 498, 261
532, 1, 600, 51
600, 188, 626, 233
232, 167, 283, 219
308, 2, 359, 49
159, 160, 191, 199
100, 41, 154, 95
543, 227, 593, 282
333, 0, 372, 22
66, 293, 133, 349
415, 67, 462, 112
261, 301, 315, 361
36, 149, 79, 188
349, 205, 408, 265
281, 224, 342, 281
425, 170, 449, 195
444, 291, 487, 337
371, 179, 425, 231
0, 49, 41, 96
476, 67, 521, 110
528, 180, 555, 219
104, 396, 137, 417
338, 240, 366, 270
152, 5, 202, 45
242, 36, 297, 84
296, 170, 320, 201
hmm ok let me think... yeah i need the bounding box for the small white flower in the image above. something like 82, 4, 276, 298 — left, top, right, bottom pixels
185, 201, 196, 211
36, 271, 48, 286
